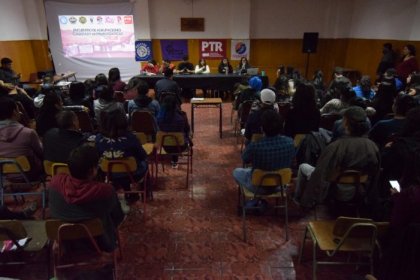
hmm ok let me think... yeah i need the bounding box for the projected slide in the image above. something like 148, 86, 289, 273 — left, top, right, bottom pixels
58, 15, 135, 58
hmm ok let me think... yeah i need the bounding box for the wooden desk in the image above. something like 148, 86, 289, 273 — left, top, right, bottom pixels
190, 98, 223, 139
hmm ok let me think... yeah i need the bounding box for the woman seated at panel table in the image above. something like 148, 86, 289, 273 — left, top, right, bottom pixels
218, 58, 233, 75
141, 59, 159, 75
237, 57, 250, 74
195, 59, 211, 97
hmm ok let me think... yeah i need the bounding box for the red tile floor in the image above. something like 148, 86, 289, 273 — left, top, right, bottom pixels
0, 101, 369, 279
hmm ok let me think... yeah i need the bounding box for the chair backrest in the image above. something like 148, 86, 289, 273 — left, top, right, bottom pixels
251, 133, 263, 142
75, 110, 94, 133
44, 160, 69, 177
159, 91, 178, 104
333, 170, 369, 184
0, 156, 31, 173
156, 131, 186, 148
238, 100, 253, 124
133, 132, 148, 145
98, 157, 138, 173
251, 168, 292, 187
131, 110, 157, 135
45, 219, 104, 242
319, 113, 341, 131
333, 216, 375, 238
0, 220, 27, 242
294, 134, 306, 148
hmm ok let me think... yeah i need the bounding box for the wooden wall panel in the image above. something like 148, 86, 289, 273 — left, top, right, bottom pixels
0, 40, 52, 82
1, 38, 420, 86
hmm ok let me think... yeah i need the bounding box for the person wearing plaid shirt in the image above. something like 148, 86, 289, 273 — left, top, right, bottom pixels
233, 110, 295, 194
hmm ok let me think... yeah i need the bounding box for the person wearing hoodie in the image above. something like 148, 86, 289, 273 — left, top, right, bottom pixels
49, 144, 124, 252
127, 77, 160, 119
0, 97, 43, 179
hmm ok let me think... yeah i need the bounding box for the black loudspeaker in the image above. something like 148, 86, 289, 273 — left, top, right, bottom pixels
302, 32, 319, 53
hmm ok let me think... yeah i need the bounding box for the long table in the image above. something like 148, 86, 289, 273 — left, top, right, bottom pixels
135, 74, 269, 91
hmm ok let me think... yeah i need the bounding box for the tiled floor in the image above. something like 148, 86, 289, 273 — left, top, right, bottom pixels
0, 101, 368, 279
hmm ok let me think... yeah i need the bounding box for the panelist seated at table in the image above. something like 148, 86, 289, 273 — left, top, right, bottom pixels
141, 59, 160, 75
218, 58, 233, 74
237, 57, 250, 75
195, 59, 210, 74
175, 56, 194, 74
159, 59, 175, 73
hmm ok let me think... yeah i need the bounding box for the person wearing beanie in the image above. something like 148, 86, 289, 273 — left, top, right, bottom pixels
235, 76, 262, 113
244, 88, 279, 142
294, 106, 380, 209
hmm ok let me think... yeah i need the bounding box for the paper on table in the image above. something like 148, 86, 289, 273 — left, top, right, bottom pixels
191, 98, 205, 101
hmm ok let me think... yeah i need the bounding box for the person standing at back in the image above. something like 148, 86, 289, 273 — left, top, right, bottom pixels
376, 43, 396, 79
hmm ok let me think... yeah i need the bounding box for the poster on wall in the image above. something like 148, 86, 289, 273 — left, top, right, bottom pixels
160, 40, 188, 61
231, 39, 250, 60
199, 39, 226, 59
135, 40, 152, 61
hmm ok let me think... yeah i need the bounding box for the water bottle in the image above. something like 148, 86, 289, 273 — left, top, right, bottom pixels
225, 66, 229, 75
261, 70, 266, 76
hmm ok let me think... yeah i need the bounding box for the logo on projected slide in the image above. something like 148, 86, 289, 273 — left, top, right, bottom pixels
124, 16, 133, 24
59, 16, 67, 24
97, 16, 103, 24
69, 17, 77, 24
79, 17, 87, 24
235, 42, 247, 55
136, 43, 151, 59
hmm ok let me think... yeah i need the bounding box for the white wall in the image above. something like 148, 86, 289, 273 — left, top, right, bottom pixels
249, 0, 354, 39
1, 0, 420, 41
348, 0, 418, 40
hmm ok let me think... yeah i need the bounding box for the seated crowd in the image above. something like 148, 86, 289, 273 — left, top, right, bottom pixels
0, 43, 419, 279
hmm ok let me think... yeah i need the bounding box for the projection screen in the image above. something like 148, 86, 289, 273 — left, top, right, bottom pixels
45, 1, 139, 81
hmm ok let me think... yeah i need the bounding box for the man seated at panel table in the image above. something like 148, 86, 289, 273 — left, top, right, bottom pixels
0, 57, 36, 97
175, 56, 194, 74
233, 110, 295, 195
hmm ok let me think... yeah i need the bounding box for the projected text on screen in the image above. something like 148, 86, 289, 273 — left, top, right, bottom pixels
58, 15, 135, 58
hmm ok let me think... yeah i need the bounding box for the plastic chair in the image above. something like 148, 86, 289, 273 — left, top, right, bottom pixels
45, 219, 116, 279
238, 168, 292, 242
43, 160, 70, 178
98, 157, 149, 218
0, 156, 46, 218
133, 132, 156, 190
155, 131, 193, 189
298, 216, 388, 280
130, 110, 158, 142
159, 91, 181, 105
314, 170, 369, 220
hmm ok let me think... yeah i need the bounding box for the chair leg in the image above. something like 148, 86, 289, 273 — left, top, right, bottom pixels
298, 226, 308, 263
313, 239, 317, 280
284, 192, 289, 241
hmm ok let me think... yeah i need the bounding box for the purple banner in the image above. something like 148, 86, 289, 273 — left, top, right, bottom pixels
160, 40, 188, 61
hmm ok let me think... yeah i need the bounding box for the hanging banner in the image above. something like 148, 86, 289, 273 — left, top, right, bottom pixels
160, 40, 188, 61
199, 39, 226, 59
135, 40, 152, 61
231, 39, 250, 60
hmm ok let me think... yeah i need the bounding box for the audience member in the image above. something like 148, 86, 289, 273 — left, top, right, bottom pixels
244, 88, 277, 141
48, 144, 124, 252
0, 57, 21, 85
353, 75, 375, 101
284, 82, 320, 137
369, 94, 417, 149
63, 81, 94, 117
127, 77, 160, 118
95, 110, 148, 203
157, 95, 191, 168
320, 86, 355, 115
0, 97, 43, 179
396, 44, 419, 83
371, 78, 398, 123
154, 68, 181, 102
235, 76, 262, 110
42, 110, 86, 163
294, 106, 380, 208
35, 92, 62, 137
233, 110, 295, 194
325, 67, 352, 102
0, 80, 35, 119
376, 43, 396, 79
93, 85, 125, 124
108, 67, 126, 92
